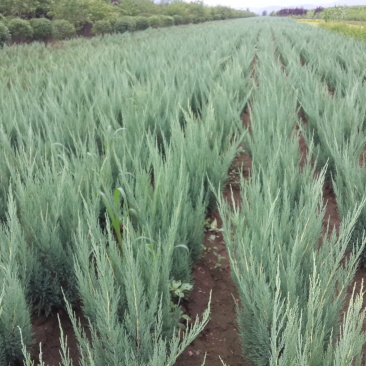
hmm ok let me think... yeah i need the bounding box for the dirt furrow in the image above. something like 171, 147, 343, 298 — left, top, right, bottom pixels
176, 49, 257, 366
175, 124, 252, 366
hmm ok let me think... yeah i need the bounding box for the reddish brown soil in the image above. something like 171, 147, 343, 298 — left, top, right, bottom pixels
296, 122, 310, 169
175, 213, 245, 366
175, 148, 252, 366
241, 107, 252, 135
250, 58, 257, 79
327, 87, 335, 97
359, 145, 366, 166
175, 54, 255, 366
323, 182, 341, 233
31, 307, 84, 365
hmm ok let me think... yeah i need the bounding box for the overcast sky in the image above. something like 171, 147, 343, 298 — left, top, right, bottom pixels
201, 0, 361, 11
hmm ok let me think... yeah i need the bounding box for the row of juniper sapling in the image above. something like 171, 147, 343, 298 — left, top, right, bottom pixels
274, 24, 366, 268
218, 23, 366, 366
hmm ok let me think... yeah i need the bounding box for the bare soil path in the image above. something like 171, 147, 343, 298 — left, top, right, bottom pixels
31, 307, 82, 365
175, 147, 252, 366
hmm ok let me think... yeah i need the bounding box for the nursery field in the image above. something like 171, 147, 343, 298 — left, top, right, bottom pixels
1, 17, 366, 366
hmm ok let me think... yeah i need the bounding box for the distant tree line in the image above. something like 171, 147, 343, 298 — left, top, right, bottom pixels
271, 6, 324, 17
277, 8, 307, 16
0, 0, 256, 45
314, 7, 325, 15
0, 0, 255, 26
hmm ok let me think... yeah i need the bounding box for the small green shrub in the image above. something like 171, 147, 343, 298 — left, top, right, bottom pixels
52, 19, 76, 40
173, 15, 183, 25
30, 18, 52, 41
91, 20, 112, 36
149, 15, 162, 28
0, 22, 10, 47
127, 17, 136, 31
134, 16, 149, 31
114, 17, 135, 33
183, 14, 194, 24
213, 14, 221, 20
193, 16, 205, 24
161, 15, 174, 27
8, 18, 33, 42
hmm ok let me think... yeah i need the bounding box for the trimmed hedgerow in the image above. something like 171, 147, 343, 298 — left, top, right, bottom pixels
30, 18, 52, 41
134, 16, 149, 31
92, 20, 112, 36
173, 14, 183, 25
114, 17, 134, 33
52, 19, 76, 40
149, 15, 162, 28
160, 15, 174, 27
8, 18, 33, 42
